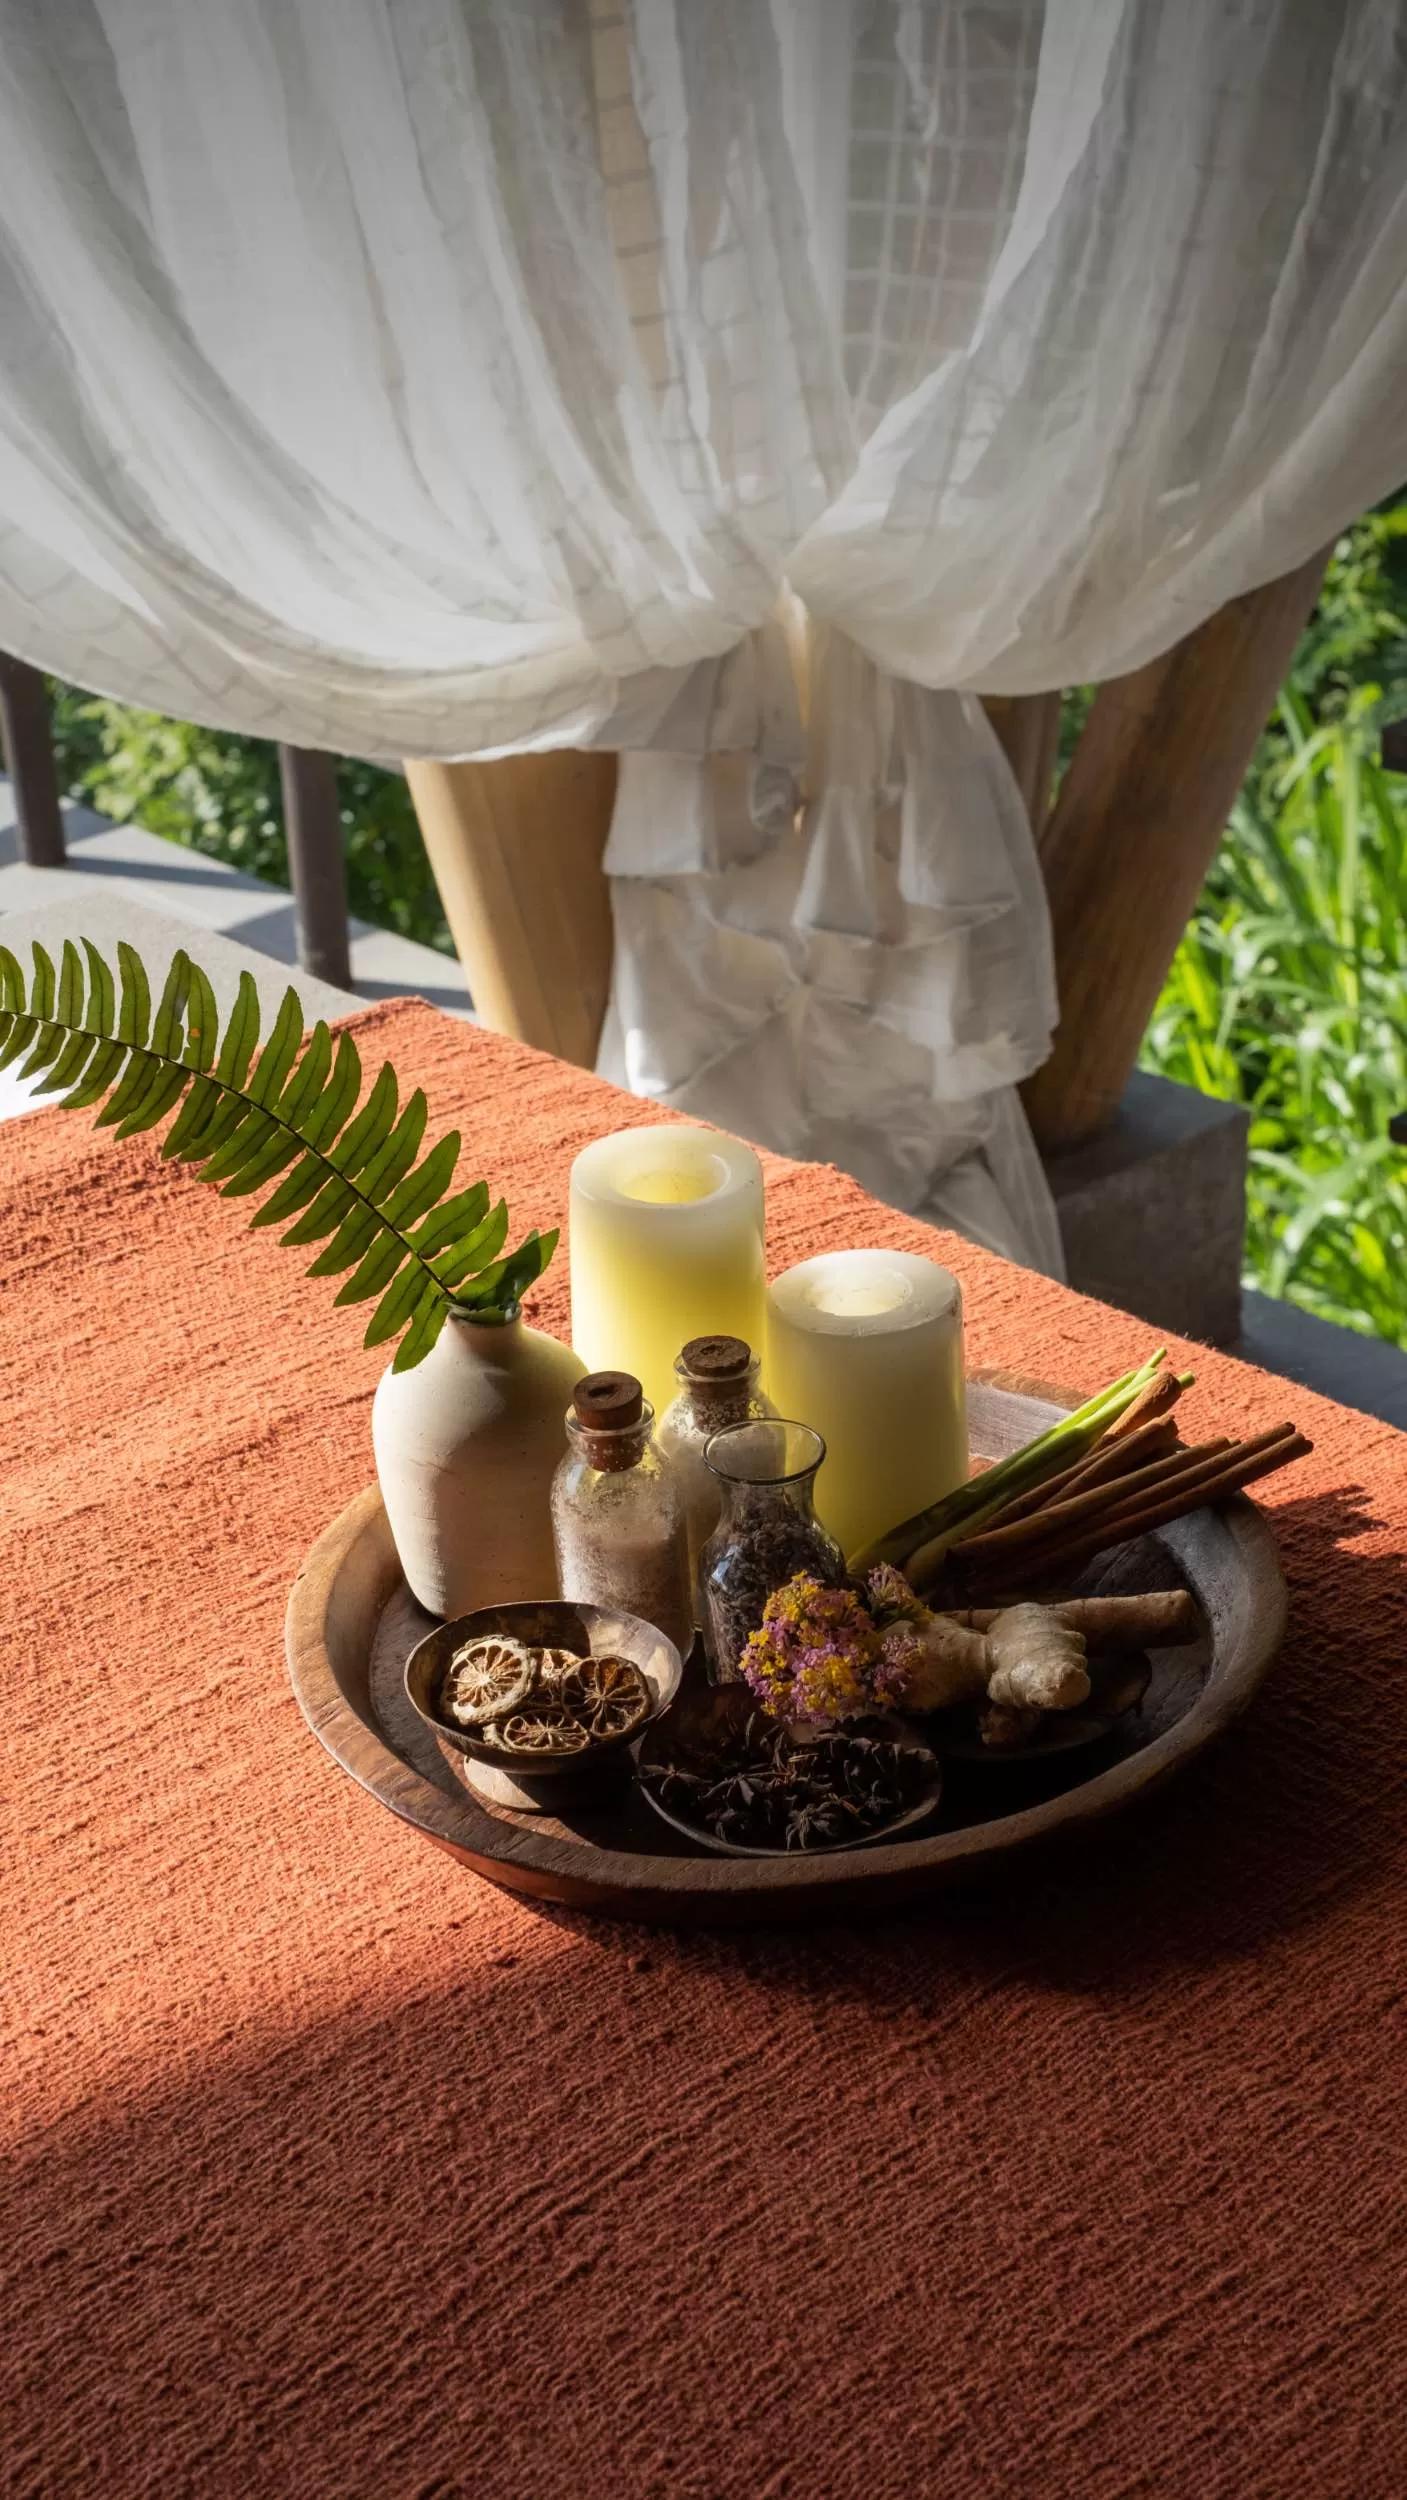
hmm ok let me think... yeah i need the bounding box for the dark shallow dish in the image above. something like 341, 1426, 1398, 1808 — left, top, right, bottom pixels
934, 1652, 1154, 1764
637, 1682, 943, 1859
404, 1598, 683, 1788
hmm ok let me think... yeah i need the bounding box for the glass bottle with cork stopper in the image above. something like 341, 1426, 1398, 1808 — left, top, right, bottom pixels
656, 1335, 776, 1588
550, 1371, 692, 1656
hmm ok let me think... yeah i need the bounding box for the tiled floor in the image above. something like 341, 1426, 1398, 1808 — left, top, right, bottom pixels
0, 780, 471, 1015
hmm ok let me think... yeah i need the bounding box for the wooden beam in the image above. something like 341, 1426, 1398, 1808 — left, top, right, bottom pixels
405, 751, 617, 1068
982, 691, 1063, 838
0, 654, 65, 865
1022, 548, 1330, 1155
278, 745, 352, 990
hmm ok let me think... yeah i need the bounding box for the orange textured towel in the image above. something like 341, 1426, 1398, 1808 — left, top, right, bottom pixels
2, 999, 1404, 2500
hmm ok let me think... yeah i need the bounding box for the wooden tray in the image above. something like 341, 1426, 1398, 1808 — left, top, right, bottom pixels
284, 1379, 1288, 1926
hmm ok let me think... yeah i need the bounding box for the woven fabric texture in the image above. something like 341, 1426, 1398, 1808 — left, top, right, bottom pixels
2, 998, 1404, 2500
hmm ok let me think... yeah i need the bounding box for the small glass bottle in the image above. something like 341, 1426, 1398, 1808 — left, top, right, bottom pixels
656, 1335, 776, 1591
551, 1371, 692, 1656
698, 1419, 846, 1682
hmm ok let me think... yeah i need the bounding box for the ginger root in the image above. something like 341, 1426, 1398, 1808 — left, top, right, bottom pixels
873, 1584, 1092, 1721
983, 1603, 1090, 1712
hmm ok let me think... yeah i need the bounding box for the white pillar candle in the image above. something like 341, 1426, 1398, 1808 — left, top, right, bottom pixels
569, 1125, 766, 1423
765, 1249, 967, 1562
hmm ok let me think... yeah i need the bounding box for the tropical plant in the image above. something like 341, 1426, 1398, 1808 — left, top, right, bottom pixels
0, 936, 554, 1368
1141, 687, 1407, 1343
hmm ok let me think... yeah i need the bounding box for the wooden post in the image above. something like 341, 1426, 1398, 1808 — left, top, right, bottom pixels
0, 654, 65, 866
278, 745, 352, 990
405, 752, 618, 1068
1022, 547, 1330, 1154
981, 692, 1063, 839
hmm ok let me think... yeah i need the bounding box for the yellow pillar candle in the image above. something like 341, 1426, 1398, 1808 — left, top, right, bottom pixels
569, 1125, 765, 1422
765, 1249, 968, 1562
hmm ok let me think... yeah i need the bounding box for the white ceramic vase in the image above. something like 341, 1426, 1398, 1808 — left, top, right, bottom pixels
372, 1311, 585, 1618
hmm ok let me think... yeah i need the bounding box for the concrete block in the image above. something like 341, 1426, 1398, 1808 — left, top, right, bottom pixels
1043, 1070, 1249, 1345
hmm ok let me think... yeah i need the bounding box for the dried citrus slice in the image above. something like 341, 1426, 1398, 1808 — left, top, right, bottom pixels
533, 1645, 586, 1681
489, 1704, 591, 1756
441, 1635, 534, 1727
550, 1654, 651, 1742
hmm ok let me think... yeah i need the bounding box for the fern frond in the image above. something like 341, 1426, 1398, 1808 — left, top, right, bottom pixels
0, 938, 555, 1368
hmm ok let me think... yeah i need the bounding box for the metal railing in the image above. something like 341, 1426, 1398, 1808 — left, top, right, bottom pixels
0, 651, 353, 989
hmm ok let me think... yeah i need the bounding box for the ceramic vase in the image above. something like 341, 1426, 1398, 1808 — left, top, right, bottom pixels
372, 1311, 585, 1618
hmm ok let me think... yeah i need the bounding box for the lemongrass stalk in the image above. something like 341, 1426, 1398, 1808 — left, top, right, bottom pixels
850, 1351, 1169, 1572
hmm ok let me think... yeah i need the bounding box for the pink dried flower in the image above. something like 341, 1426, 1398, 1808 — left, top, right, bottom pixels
740, 1573, 908, 1726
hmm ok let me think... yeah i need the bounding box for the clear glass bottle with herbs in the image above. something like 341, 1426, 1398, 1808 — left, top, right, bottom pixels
656, 1335, 776, 1591
698, 1419, 846, 1682
551, 1371, 693, 1657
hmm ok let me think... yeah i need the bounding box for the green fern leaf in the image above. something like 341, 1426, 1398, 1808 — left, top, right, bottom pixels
408, 1179, 490, 1258
278, 1172, 357, 1248
183, 964, 219, 1071
34, 1029, 98, 1096
247, 1147, 330, 1230
330, 1061, 397, 1176
362, 1262, 435, 1351
248, 988, 303, 1107
195, 1106, 278, 1188
333, 1229, 408, 1308
358, 1090, 427, 1204
392, 1292, 449, 1373
116, 943, 151, 1047
305, 1201, 380, 1279
219, 1125, 304, 1200
0, 1015, 40, 1072
301, 1031, 361, 1149
432, 1200, 509, 1288
57, 940, 84, 1025
215, 970, 260, 1088
275, 1021, 333, 1127
30, 944, 56, 1020
82, 939, 116, 1037
150, 951, 191, 1058
113, 1060, 191, 1140
61, 1036, 127, 1111
16, 1021, 66, 1082
382, 1131, 460, 1230
0, 937, 555, 1365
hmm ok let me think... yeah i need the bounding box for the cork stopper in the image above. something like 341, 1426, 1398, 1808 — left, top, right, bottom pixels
678, 1334, 753, 1381
572, 1370, 644, 1430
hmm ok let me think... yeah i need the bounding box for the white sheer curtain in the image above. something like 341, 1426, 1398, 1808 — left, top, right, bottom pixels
3, 2, 1407, 1264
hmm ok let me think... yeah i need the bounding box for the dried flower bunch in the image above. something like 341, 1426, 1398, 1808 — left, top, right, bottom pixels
442, 1637, 649, 1757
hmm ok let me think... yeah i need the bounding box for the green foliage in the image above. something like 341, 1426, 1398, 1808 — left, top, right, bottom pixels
46, 689, 453, 954
1139, 502, 1407, 1346
0, 938, 555, 1366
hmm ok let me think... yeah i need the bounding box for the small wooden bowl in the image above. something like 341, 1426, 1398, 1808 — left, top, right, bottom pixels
404, 1599, 684, 1809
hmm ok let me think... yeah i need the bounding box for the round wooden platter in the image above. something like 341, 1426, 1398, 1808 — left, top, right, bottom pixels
284, 1378, 1289, 1927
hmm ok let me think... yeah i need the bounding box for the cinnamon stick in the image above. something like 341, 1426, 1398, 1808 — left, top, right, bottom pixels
1103, 1369, 1189, 1441
995, 1431, 1312, 1585
974, 1416, 1180, 1532
957, 1433, 1237, 1561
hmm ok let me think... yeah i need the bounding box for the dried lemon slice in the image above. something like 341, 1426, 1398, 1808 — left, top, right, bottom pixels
441, 1635, 534, 1727
489, 1704, 591, 1756
550, 1654, 651, 1742
534, 1645, 586, 1681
